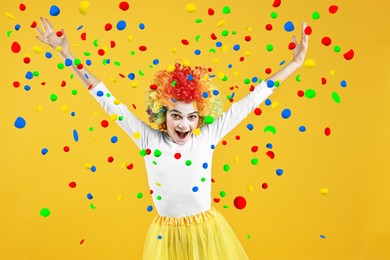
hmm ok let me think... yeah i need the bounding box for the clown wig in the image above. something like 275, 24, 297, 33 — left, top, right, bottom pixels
146, 63, 222, 131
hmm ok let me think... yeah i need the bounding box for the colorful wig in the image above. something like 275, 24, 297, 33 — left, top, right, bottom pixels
146, 62, 222, 131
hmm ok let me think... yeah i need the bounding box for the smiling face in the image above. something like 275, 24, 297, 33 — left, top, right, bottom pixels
166, 101, 199, 145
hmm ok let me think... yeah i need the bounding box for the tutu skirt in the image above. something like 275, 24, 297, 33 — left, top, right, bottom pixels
142, 207, 249, 260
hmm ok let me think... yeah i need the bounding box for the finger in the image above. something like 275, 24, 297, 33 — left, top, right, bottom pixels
36, 36, 50, 45
41, 17, 53, 34
35, 25, 45, 37
292, 35, 297, 44
45, 18, 56, 33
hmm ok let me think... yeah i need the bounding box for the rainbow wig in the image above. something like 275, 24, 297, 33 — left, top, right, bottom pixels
146, 62, 222, 131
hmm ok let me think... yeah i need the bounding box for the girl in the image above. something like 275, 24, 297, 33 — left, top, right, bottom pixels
36, 17, 308, 259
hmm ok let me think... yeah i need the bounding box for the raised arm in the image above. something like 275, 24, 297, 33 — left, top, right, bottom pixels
35, 17, 100, 90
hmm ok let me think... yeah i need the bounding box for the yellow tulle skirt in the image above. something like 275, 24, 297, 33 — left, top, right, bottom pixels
142, 207, 249, 260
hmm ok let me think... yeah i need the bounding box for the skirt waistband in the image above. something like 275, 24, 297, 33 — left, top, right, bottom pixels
154, 207, 217, 226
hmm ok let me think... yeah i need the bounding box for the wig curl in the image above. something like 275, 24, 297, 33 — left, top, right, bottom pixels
146, 62, 222, 131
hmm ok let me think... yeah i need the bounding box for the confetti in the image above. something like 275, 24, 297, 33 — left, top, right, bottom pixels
343, 49, 354, 60
49, 5, 60, 16
284, 21, 295, 32
281, 109, 291, 119
11, 42, 21, 53
14, 117, 26, 129
40, 208, 50, 217
329, 5, 338, 14
234, 196, 247, 209
304, 59, 316, 68
185, 3, 197, 13
119, 1, 129, 11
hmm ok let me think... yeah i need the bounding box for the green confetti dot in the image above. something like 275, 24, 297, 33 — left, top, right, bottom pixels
222, 6, 231, 14
220, 191, 226, 197
266, 44, 274, 51
130, 51, 135, 55
223, 164, 230, 172
84, 52, 91, 56
152, 161, 157, 165
270, 12, 278, 19
33, 71, 39, 77
57, 63, 65, 69
114, 61, 121, 66
40, 208, 50, 217
139, 70, 144, 76
304, 89, 316, 98
251, 158, 259, 165
296, 74, 301, 82
50, 94, 58, 101
264, 125, 277, 134
74, 58, 81, 66
157, 195, 162, 200
223, 205, 229, 209
201, 177, 206, 182
222, 75, 228, 81
185, 160, 192, 166
312, 11, 320, 19
221, 30, 229, 37
90, 203, 96, 209
334, 45, 341, 52
274, 81, 280, 87
118, 116, 124, 121
195, 35, 201, 42
232, 31, 236, 35
209, 48, 216, 53
136, 192, 143, 199
71, 90, 78, 95
244, 78, 251, 84
93, 39, 99, 47
247, 234, 251, 239
140, 149, 147, 156
332, 92, 341, 103
195, 19, 202, 23
204, 116, 214, 124
89, 127, 94, 132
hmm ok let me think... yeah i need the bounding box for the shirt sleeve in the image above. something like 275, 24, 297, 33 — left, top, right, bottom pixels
203, 80, 273, 145
89, 81, 160, 149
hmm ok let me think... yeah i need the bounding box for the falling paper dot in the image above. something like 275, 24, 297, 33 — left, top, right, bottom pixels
49, 5, 60, 16
343, 49, 354, 60
40, 208, 51, 217
11, 42, 21, 53
234, 196, 247, 210
78, 1, 90, 15
185, 3, 197, 13
281, 109, 291, 119
14, 117, 26, 129
119, 1, 129, 11
284, 21, 295, 32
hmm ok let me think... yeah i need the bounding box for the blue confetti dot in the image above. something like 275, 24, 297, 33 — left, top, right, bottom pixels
320, 235, 326, 239
228, 64, 233, 68
252, 77, 258, 83
128, 73, 135, 80
299, 126, 306, 132
194, 49, 201, 55
276, 169, 284, 176
210, 145, 215, 149
45, 52, 53, 59
86, 59, 92, 66
216, 42, 222, 47
139, 23, 145, 30
14, 117, 26, 129
87, 193, 93, 200
267, 80, 275, 88
15, 24, 21, 31
212, 90, 219, 96
73, 129, 79, 142
153, 59, 159, 65
96, 90, 104, 97
111, 136, 118, 143
117, 20, 126, 30
157, 235, 162, 239
280, 60, 286, 65
104, 59, 111, 64
284, 21, 295, 32
340, 80, 347, 87
65, 58, 73, 66
24, 85, 31, 91
147, 205, 153, 212
188, 75, 193, 81
233, 44, 240, 51
77, 25, 83, 30
41, 148, 48, 155
247, 123, 254, 131
91, 166, 96, 172
25, 71, 33, 79
49, 5, 60, 16
71, 112, 76, 117
266, 143, 273, 149
192, 186, 199, 192
265, 99, 272, 106
203, 162, 209, 169
202, 92, 208, 98
281, 109, 291, 119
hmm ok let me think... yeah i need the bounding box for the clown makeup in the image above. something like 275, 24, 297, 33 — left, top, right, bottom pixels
166, 101, 199, 145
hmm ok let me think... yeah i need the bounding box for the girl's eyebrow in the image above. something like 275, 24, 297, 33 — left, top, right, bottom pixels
170, 109, 198, 115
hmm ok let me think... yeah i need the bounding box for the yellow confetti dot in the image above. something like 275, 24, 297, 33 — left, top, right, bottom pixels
33, 46, 43, 54
193, 128, 201, 135
185, 3, 197, 13
36, 105, 43, 112
245, 26, 253, 32
61, 104, 69, 112
167, 65, 175, 72
130, 82, 138, 88
233, 71, 240, 77
247, 185, 254, 192
330, 70, 335, 77
127, 35, 133, 42
182, 59, 190, 66
172, 47, 178, 54
271, 101, 280, 108
121, 162, 126, 168
117, 194, 123, 200
234, 156, 239, 163
55, 46, 62, 52
5, 12, 15, 20
222, 45, 228, 52
133, 132, 141, 139
110, 114, 118, 121
110, 77, 117, 83
156, 182, 162, 186
114, 99, 121, 105
217, 72, 225, 79
79, 1, 90, 15
85, 163, 92, 169
244, 50, 251, 56
216, 20, 226, 27
212, 58, 220, 63
304, 58, 316, 68
320, 188, 329, 195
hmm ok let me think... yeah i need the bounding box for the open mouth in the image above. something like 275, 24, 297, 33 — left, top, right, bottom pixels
175, 130, 190, 139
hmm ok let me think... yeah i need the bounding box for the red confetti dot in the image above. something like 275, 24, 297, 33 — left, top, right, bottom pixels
235, 135, 240, 140
41, 82, 46, 86
107, 156, 114, 163
139, 45, 147, 51
297, 90, 304, 97
234, 196, 247, 210
13, 81, 20, 88
321, 36, 332, 46
101, 120, 109, 128
174, 153, 181, 159
119, 73, 125, 78
272, 0, 281, 7
304, 26, 312, 35
119, 1, 129, 11
146, 148, 151, 155
265, 24, 273, 31
105, 23, 112, 31
288, 42, 296, 50
262, 183, 268, 189
214, 198, 220, 203
56, 31, 63, 37
80, 239, 84, 245
77, 64, 83, 70
266, 151, 275, 159
181, 39, 189, 45
23, 57, 31, 64
222, 140, 227, 145
98, 49, 105, 56
343, 49, 354, 60
249, 85, 255, 92
239, 57, 244, 62
19, 3, 26, 11
30, 21, 37, 28
244, 35, 251, 42
69, 182, 76, 188
211, 178, 215, 183
324, 127, 331, 136
251, 146, 258, 153
265, 68, 272, 74
150, 84, 158, 90
321, 77, 327, 85
208, 8, 214, 16
61, 80, 66, 87
210, 33, 217, 40
63, 146, 70, 152
329, 5, 338, 14
127, 163, 134, 170
150, 190, 153, 194
110, 41, 116, 48
81, 32, 86, 41
11, 42, 21, 53
254, 108, 262, 116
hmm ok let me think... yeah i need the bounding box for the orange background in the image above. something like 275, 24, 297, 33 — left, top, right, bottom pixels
1, 0, 389, 259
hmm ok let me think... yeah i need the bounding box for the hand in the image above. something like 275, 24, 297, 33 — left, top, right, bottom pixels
291, 22, 309, 67
35, 17, 71, 57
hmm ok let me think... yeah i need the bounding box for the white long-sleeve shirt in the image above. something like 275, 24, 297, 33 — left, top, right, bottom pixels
90, 81, 273, 217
